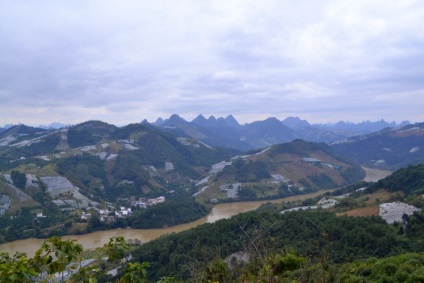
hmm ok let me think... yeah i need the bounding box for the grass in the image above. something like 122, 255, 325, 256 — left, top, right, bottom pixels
38, 164, 58, 176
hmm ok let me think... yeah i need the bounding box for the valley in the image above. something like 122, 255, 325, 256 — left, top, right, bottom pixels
0, 119, 372, 244
0, 167, 390, 256
0, 188, 334, 256
0, 117, 423, 282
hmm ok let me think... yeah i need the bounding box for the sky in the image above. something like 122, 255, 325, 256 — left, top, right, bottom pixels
1, 0, 424, 127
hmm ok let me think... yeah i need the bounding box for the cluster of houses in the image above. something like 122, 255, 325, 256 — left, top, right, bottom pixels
130, 196, 165, 208
81, 206, 133, 221
79, 196, 166, 221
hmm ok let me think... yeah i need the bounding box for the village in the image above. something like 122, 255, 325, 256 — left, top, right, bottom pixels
80, 196, 166, 221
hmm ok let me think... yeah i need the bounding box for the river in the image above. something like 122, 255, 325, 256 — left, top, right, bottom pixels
361, 166, 392, 182
0, 167, 391, 256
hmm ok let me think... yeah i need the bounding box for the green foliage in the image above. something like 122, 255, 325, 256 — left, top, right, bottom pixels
371, 164, 424, 196
103, 236, 130, 262
237, 183, 314, 201
119, 262, 149, 283
270, 139, 331, 156
130, 209, 420, 281
57, 153, 108, 199
219, 158, 271, 182
33, 237, 84, 279
67, 121, 117, 148
340, 165, 366, 184
205, 258, 232, 282
0, 203, 69, 242
329, 181, 370, 197
10, 170, 26, 190
131, 197, 209, 229
308, 173, 337, 189
110, 153, 156, 199
0, 133, 60, 163
237, 186, 257, 200
0, 252, 38, 283
339, 253, 424, 282
0, 236, 176, 283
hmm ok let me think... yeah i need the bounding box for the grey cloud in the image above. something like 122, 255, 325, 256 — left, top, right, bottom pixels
1, 1, 424, 126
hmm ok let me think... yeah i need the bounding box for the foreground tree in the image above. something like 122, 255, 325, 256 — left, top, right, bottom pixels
0, 236, 167, 283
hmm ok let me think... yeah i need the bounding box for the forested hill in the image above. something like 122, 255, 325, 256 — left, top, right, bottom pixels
196, 139, 364, 203
369, 164, 424, 195
126, 163, 424, 281
0, 120, 234, 201
130, 209, 424, 281
0, 121, 235, 241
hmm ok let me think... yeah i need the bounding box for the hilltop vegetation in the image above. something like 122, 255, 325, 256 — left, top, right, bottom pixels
0, 121, 364, 217
0, 121, 234, 201
198, 140, 364, 203
127, 208, 424, 281
1, 155, 424, 281
0, 121, 238, 241
370, 164, 424, 195
122, 164, 424, 281
3, 232, 424, 282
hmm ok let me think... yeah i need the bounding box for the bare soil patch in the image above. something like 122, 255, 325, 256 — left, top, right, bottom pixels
337, 206, 380, 217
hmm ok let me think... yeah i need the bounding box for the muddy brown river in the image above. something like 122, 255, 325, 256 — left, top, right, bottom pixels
0, 167, 391, 256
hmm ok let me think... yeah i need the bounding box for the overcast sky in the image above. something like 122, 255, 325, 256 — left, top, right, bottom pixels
1, 0, 423, 126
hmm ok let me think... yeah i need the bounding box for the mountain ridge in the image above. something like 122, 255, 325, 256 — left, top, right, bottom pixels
148, 115, 413, 151
331, 122, 424, 170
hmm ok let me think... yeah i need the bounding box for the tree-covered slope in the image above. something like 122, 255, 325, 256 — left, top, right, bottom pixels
199, 139, 364, 202
0, 121, 235, 201
130, 209, 424, 281
0, 121, 235, 241
369, 164, 424, 195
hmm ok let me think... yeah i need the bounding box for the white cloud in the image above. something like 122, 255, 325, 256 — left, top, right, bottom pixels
0, 0, 424, 126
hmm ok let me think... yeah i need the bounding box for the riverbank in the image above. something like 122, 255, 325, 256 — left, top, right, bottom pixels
361, 166, 392, 182
0, 167, 391, 256
0, 189, 332, 256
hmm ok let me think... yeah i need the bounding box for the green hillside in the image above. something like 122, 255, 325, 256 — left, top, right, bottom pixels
0, 121, 234, 201
1, 158, 424, 281
196, 140, 364, 203
128, 208, 424, 281
370, 164, 424, 195
0, 121, 237, 241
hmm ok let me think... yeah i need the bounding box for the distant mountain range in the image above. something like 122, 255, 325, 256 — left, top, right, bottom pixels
0, 122, 70, 135
1, 116, 409, 146
331, 123, 424, 170
1, 116, 419, 171
147, 114, 409, 150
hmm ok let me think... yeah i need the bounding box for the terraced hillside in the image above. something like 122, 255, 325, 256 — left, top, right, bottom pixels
194, 139, 365, 203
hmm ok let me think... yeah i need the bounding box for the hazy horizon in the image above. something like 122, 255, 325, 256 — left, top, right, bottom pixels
0, 114, 413, 129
